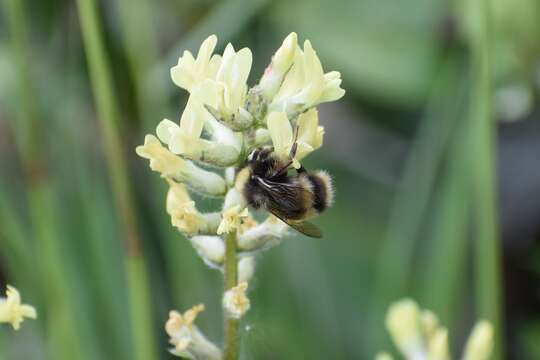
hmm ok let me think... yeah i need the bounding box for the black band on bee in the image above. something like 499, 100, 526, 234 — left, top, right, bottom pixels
306, 171, 334, 213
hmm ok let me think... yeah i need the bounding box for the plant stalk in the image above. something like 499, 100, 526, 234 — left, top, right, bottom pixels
224, 231, 239, 360
75, 0, 158, 359
470, 0, 503, 358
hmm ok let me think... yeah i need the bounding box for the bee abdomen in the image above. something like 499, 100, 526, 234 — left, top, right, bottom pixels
307, 171, 334, 213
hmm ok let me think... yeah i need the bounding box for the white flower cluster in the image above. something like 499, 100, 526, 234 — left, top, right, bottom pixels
378, 298, 494, 360
137, 32, 344, 270
137, 33, 344, 358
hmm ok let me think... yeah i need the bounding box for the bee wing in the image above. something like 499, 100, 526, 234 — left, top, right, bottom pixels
257, 179, 323, 238
256, 178, 311, 216
267, 211, 323, 238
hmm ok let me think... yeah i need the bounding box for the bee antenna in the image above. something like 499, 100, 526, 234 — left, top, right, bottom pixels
289, 125, 300, 159
294, 125, 299, 141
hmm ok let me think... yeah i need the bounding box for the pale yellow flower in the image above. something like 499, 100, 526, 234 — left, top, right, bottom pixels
165, 304, 221, 359
385, 298, 424, 358
296, 108, 324, 159
217, 205, 249, 235
269, 40, 345, 115
462, 321, 494, 360
166, 182, 203, 236
157, 97, 206, 158
258, 32, 298, 100
170, 35, 221, 92
267, 109, 323, 167
216, 44, 253, 117
157, 96, 241, 166
187, 42, 253, 129
223, 282, 250, 319
135, 135, 187, 177
0, 285, 36, 330
427, 328, 450, 360
136, 135, 227, 196
381, 299, 494, 360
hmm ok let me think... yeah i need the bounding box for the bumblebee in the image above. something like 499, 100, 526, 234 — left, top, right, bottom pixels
235, 144, 334, 238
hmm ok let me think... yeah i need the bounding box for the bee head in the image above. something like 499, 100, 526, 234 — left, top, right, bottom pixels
247, 146, 274, 163
247, 149, 258, 162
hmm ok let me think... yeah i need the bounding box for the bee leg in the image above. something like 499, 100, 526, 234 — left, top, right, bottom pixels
270, 128, 302, 179
270, 134, 305, 179
289, 141, 298, 159
270, 160, 293, 179
289, 126, 300, 159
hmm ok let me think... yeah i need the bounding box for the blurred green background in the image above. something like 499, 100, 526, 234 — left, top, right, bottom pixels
1, 0, 540, 359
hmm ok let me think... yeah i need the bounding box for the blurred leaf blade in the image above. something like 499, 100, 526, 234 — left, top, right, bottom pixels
366, 56, 466, 353
469, 0, 504, 358
75, 0, 158, 358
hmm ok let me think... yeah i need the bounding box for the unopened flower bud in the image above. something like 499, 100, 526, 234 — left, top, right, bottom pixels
259, 32, 298, 100
190, 236, 225, 266
421, 309, 439, 340
179, 161, 227, 196
225, 167, 236, 187
222, 188, 246, 211
203, 103, 254, 132
238, 257, 256, 283
385, 299, 425, 359
204, 114, 243, 151
237, 215, 288, 253
428, 328, 450, 360
254, 128, 271, 147
462, 321, 494, 360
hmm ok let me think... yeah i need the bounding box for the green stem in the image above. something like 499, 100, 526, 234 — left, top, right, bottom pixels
420, 101, 471, 324
224, 231, 239, 360
75, 1, 158, 359
470, 0, 503, 358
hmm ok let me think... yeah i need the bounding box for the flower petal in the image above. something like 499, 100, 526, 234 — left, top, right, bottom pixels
180, 97, 205, 138
170, 35, 220, 92
267, 111, 293, 159
156, 119, 180, 145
